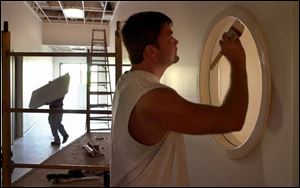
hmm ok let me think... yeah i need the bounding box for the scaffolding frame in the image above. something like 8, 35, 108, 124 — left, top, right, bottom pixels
1, 21, 123, 187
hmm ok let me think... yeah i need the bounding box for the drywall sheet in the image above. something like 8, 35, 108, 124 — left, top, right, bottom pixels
29, 73, 70, 109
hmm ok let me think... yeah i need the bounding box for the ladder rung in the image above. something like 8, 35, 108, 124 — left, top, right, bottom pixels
90, 117, 111, 122
92, 59, 107, 62
90, 119, 111, 123
92, 29, 105, 31
89, 91, 114, 95
90, 70, 108, 73
90, 128, 111, 131
93, 38, 105, 41
90, 118, 111, 122
90, 63, 111, 69
90, 64, 113, 67
90, 81, 109, 84
92, 41, 105, 45
90, 116, 112, 120
92, 49, 106, 52
92, 46, 105, 49
92, 41, 104, 44
90, 104, 112, 108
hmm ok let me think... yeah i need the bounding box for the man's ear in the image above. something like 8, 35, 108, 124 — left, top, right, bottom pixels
143, 44, 158, 62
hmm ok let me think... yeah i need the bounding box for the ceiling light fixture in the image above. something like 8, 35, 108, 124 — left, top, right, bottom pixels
63, 8, 84, 19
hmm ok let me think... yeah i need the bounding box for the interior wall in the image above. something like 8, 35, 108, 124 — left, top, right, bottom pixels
43, 23, 110, 46
1, 1, 53, 137
110, 1, 299, 186
292, 3, 299, 184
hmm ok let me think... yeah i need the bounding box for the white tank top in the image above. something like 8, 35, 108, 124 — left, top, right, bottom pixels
111, 70, 189, 187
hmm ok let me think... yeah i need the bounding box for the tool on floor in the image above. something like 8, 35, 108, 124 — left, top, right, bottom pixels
46, 170, 100, 184
82, 143, 102, 157
210, 20, 245, 70
82, 144, 96, 157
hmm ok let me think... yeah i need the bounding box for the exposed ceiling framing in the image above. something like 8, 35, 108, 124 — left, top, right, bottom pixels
24, 1, 118, 25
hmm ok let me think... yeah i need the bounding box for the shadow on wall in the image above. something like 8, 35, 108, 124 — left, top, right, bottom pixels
268, 80, 283, 133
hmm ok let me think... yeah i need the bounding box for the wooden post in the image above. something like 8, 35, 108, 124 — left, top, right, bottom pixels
2, 21, 12, 187
15, 55, 23, 138
86, 49, 91, 132
115, 21, 122, 85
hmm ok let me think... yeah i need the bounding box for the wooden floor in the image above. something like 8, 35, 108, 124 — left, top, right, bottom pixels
12, 132, 110, 187
10, 114, 87, 183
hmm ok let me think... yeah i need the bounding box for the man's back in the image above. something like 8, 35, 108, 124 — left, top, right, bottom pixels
111, 71, 189, 186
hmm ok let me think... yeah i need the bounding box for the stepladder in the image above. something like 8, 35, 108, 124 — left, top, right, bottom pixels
87, 29, 113, 131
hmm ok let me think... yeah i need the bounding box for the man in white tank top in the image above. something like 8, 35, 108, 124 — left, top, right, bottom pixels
111, 11, 248, 187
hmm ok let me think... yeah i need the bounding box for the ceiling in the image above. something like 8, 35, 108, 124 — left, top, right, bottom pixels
24, 1, 119, 52
24, 1, 118, 25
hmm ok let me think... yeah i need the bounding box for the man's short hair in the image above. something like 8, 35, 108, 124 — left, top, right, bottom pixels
122, 11, 172, 64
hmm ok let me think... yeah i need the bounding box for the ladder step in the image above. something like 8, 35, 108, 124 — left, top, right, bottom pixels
92, 49, 106, 52
91, 59, 107, 62
89, 104, 112, 108
92, 41, 105, 45
90, 65, 108, 69
89, 128, 111, 131
90, 116, 112, 120
90, 118, 111, 122
90, 81, 110, 84
92, 46, 105, 49
90, 70, 109, 73
89, 91, 114, 95
90, 114, 111, 118
90, 64, 111, 67
93, 38, 105, 42
92, 29, 105, 31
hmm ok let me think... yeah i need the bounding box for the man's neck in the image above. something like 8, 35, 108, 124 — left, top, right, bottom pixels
131, 63, 165, 79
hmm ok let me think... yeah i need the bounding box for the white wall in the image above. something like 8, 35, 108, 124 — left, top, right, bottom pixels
1, 1, 53, 135
43, 23, 110, 46
110, 1, 299, 186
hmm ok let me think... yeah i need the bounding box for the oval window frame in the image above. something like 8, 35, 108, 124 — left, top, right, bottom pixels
199, 6, 271, 159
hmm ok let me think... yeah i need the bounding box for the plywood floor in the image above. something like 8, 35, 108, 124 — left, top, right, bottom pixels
6, 113, 111, 186
12, 132, 110, 187
10, 114, 87, 182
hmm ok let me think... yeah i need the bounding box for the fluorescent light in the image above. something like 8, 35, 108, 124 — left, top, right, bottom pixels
64, 8, 84, 19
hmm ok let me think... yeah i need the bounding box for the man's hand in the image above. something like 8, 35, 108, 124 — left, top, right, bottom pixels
220, 32, 246, 66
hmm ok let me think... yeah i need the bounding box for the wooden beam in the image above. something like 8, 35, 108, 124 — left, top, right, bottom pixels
9, 52, 116, 57
2, 20, 12, 187
86, 50, 91, 132
115, 21, 122, 85
15, 56, 23, 138
10, 108, 112, 114
14, 163, 109, 171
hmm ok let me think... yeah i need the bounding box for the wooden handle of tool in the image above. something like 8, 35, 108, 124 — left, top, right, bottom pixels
210, 51, 223, 70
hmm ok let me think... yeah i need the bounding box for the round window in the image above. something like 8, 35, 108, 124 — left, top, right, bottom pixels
199, 7, 271, 159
